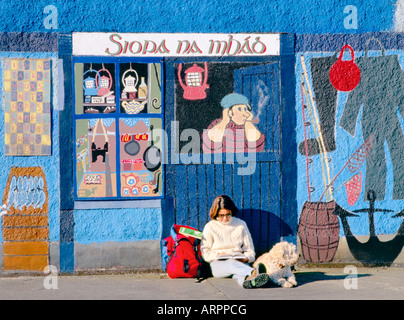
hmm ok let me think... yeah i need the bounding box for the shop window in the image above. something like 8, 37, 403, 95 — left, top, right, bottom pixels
73, 57, 163, 200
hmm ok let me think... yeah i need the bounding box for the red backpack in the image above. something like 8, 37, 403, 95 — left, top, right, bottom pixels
162, 225, 202, 279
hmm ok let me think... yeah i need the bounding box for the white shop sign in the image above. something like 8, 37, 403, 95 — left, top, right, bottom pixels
72, 33, 280, 57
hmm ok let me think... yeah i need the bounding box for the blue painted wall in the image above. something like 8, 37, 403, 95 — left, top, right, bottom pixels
0, 52, 60, 243
74, 208, 161, 244
0, 1, 404, 270
295, 33, 404, 236
295, 33, 404, 265
0, 0, 398, 34
0, 33, 164, 273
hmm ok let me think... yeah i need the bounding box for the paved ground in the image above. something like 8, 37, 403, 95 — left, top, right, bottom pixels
0, 266, 403, 301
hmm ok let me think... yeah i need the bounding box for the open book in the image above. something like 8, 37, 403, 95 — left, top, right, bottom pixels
215, 254, 247, 261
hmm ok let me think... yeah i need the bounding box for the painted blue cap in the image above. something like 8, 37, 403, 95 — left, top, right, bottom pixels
220, 93, 251, 110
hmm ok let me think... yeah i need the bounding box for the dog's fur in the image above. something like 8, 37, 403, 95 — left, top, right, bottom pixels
253, 241, 299, 288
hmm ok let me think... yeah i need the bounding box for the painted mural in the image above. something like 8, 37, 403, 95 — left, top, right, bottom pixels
2, 26, 404, 276
296, 37, 404, 266
3, 59, 52, 156
1, 167, 49, 271
74, 59, 163, 199
202, 92, 266, 153
171, 58, 283, 256
175, 61, 270, 155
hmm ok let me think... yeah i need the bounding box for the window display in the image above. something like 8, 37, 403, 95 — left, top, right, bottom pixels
73, 57, 163, 200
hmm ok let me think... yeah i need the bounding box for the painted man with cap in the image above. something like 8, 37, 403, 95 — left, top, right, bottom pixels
202, 93, 265, 153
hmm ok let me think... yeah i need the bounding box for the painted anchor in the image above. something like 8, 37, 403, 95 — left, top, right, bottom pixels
334, 190, 404, 266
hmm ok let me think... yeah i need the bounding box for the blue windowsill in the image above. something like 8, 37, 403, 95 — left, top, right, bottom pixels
74, 199, 161, 210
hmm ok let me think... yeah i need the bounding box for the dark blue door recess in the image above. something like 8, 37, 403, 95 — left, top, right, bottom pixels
165, 57, 290, 255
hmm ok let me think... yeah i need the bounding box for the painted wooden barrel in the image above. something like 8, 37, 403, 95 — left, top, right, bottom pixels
298, 200, 340, 263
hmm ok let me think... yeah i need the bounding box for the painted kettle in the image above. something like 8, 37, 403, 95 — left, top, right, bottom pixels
122, 63, 139, 98
96, 65, 113, 96
83, 67, 101, 96
178, 62, 209, 100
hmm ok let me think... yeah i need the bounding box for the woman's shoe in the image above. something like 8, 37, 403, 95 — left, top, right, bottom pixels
257, 263, 267, 274
242, 273, 270, 289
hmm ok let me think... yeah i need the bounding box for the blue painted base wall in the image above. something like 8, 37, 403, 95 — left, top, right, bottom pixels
74, 208, 162, 243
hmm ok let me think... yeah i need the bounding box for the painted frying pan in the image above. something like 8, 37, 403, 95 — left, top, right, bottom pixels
124, 139, 140, 156
143, 125, 161, 172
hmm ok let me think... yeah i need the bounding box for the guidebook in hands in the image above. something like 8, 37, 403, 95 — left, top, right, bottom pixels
215, 253, 247, 261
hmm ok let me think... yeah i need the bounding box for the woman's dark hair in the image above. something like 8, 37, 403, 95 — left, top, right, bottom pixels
209, 195, 238, 220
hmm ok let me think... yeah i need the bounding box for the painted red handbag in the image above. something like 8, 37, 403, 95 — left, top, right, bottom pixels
329, 44, 361, 92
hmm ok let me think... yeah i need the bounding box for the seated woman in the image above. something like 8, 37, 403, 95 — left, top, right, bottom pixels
201, 195, 270, 288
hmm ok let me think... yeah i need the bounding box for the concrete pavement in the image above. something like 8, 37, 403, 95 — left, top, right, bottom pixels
0, 267, 403, 301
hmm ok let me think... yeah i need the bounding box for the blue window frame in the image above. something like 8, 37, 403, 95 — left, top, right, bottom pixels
72, 56, 164, 200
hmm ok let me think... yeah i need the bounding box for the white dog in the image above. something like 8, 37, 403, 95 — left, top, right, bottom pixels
253, 241, 299, 288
